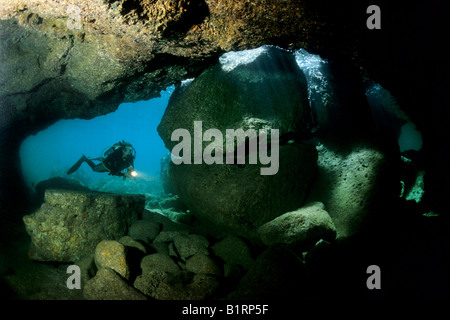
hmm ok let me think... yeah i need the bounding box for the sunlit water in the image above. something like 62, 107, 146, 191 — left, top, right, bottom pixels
20, 86, 174, 194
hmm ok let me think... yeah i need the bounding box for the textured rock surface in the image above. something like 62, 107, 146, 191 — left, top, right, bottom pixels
83, 267, 147, 300
0, 1, 446, 233
0, 0, 321, 139
173, 234, 209, 260
306, 139, 400, 239
227, 244, 305, 299
157, 45, 312, 155
185, 253, 222, 276
23, 189, 143, 262
169, 143, 317, 236
257, 201, 336, 246
140, 253, 180, 274
210, 236, 254, 270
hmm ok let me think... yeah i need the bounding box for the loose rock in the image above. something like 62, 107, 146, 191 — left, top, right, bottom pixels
227, 244, 305, 299
94, 240, 130, 280
211, 236, 254, 270
128, 220, 161, 243
257, 202, 337, 247
185, 253, 222, 276
83, 268, 147, 300
118, 236, 147, 254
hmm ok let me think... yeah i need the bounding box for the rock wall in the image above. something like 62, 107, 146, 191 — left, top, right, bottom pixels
0, 0, 447, 224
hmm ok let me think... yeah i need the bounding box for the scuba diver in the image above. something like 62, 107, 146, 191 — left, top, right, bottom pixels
67, 140, 137, 179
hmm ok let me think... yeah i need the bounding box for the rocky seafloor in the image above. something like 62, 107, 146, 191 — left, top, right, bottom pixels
2, 141, 445, 301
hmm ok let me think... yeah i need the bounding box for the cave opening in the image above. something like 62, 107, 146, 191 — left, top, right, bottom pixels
19, 86, 174, 198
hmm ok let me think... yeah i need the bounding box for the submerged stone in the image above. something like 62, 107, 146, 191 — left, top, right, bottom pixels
257, 202, 336, 246
23, 189, 144, 262
306, 139, 399, 239
211, 236, 254, 271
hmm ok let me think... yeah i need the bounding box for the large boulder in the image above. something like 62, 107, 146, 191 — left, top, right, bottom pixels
23, 189, 144, 262
94, 240, 130, 280
157, 46, 317, 237
83, 268, 147, 300
306, 139, 400, 239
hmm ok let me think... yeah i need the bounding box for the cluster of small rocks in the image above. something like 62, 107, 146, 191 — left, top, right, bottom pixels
78, 210, 256, 300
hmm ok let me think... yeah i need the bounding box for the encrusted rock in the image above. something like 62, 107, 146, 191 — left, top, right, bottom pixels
83, 268, 147, 300
257, 202, 337, 246
158, 46, 312, 155
306, 140, 399, 239
211, 236, 254, 270
156, 46, 317, 237
118, 236, 147, 254
94, 240, 130, 280
128, 220, 161, 243
23, 189, 143, 262
153, 230, 189, 243
153, 273, 220, 300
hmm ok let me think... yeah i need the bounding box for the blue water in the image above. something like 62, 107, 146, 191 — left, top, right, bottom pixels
20, 86, 174, 193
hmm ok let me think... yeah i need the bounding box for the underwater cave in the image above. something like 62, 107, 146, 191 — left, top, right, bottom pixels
0, 0, 449, 303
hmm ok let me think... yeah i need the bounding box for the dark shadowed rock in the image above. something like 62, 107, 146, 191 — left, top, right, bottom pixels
128, 220, 161, 243
158, 46, 312, 155
34, 177, 90, 202
185, 253, 222, 276
141, 253, 180, 274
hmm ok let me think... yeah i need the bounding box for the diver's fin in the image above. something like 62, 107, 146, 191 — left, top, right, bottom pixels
66, 155, 87, 175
